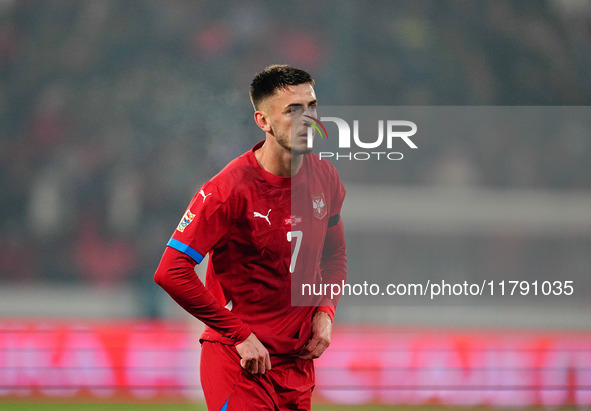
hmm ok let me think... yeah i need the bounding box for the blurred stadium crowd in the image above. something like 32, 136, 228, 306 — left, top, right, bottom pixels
1, 1, 590, 316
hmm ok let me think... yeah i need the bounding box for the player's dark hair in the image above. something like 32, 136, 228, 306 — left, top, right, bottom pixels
250, 64, 314, 110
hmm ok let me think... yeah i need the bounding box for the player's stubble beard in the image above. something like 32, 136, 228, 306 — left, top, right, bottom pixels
269, 121, 313, 156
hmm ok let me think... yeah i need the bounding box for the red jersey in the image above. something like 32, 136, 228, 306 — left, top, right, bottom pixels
161, 141, 346, 355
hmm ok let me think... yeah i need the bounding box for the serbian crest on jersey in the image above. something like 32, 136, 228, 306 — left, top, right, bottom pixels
312, 193, 327, 220
177, 210, 195, 232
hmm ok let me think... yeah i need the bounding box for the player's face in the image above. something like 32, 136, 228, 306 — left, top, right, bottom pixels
262, 83, 318, 155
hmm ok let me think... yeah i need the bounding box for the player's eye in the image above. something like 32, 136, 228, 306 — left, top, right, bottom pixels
289, 106, 304, 114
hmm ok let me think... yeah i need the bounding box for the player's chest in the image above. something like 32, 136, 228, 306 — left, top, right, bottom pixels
236, 183, 330, 252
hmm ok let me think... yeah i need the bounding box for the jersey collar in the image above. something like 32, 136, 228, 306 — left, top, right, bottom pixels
248, 141, 307, 187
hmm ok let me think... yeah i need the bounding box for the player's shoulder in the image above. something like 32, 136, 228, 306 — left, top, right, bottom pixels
305, 153, 346, 203
305, 152, 341, 181
201, 150, 255, 198
212, 150, 252, 180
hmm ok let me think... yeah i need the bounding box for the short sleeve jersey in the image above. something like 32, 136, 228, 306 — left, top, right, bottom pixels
168, 141, 346, 355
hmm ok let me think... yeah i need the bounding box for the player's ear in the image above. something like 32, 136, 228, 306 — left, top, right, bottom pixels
254, 110, 272, 133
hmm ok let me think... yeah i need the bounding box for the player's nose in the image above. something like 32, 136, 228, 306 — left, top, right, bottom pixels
301, 108, 317, 125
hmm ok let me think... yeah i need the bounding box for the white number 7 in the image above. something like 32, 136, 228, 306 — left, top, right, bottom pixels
287, 230, 303, 273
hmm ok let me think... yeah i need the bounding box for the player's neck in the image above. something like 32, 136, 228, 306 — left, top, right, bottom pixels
255, 140, 303, 177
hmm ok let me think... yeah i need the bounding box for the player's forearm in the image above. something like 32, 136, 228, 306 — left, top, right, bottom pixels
318, 218, 347, 319
154, 247, 251, 343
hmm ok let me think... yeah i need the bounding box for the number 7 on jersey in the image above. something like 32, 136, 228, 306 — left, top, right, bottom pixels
287, 231, 302, 273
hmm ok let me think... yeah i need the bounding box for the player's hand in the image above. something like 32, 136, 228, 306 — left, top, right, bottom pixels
299, 310, 332, 360
235, 333, 272, 375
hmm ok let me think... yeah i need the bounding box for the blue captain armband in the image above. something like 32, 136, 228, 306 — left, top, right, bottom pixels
167, 238, 205, 264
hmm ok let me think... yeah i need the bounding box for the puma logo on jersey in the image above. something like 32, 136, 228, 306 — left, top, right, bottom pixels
198, 189, 212, 203
253, 209, 272, 225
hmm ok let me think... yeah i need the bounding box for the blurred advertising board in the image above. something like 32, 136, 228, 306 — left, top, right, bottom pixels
0, 320, 589, 407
